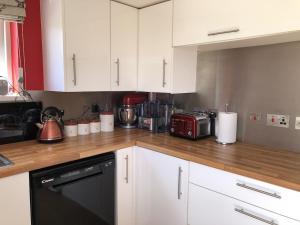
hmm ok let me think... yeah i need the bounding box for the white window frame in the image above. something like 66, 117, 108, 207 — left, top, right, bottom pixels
0, 19, 10, 80
0, 20, 27, 101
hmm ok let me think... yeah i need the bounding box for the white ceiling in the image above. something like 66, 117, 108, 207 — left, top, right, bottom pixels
113, 0, 168, 8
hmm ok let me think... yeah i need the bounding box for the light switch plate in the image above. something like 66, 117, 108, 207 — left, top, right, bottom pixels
295, 117, 300, 130
249, 112, 262, 121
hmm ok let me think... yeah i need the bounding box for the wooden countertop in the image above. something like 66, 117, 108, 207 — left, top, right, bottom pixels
136, 134, 300, 191
0, 128, 146, 178
0, 128, 300, 192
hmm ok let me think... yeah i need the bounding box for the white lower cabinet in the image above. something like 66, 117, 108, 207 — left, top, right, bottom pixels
135, 147, 189, 225
116, 147, 135, 225
116, 147, 300, 225
189, 162, 300, 221
188, 184, 300, 225
0, 172, 31, 225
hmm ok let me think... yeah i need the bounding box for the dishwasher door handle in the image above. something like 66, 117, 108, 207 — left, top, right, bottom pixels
48, 171, 103, 189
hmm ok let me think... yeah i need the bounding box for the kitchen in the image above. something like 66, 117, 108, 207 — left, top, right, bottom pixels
0, 0, 300, 225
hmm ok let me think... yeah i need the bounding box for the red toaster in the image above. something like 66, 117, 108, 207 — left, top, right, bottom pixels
170, 113, 210, 140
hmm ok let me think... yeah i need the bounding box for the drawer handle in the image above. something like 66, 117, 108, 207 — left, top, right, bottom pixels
235, 208, 278, 225
208, 27, 240, 36
236, 183, 281, 199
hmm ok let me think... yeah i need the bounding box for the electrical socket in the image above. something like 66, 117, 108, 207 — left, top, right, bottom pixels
267, 114, 290, 128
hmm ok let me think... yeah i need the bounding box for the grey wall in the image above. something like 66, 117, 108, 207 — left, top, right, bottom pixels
29, 91, 113, 120
175, 41, 300, 152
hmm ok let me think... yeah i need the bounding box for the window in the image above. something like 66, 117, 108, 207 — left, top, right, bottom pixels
0, 20, 11, 85
0, 19, 21, 96
0, 0, 28, 100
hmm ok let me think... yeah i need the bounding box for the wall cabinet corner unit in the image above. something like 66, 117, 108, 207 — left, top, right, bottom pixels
173, 0, 300, 51
41, 0, 111, 92
111, 2, 138, 91
116, 147, 135, 225
138, 1, 197, 94
0, 173, 31, 225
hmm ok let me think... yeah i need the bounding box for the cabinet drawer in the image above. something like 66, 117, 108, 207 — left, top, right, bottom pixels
189, 184, 300, 225
190, 162, 300, 221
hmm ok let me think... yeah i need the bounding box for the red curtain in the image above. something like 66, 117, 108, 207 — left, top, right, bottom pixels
9, 22, 19, 92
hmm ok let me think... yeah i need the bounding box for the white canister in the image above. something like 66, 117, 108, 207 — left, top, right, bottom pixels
90, 119, 101, 134
64, 120, 78, 137
216, 112, 238, 145
100, 112, 114, 132
78, 119, 90, 136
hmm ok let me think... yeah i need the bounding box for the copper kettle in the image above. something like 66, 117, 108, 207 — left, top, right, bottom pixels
36, 107, 64, 143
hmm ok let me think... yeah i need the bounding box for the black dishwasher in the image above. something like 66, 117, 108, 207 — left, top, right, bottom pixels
30, 153, 115, 225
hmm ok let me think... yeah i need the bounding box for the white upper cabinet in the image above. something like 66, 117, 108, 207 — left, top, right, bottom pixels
41, 0, 111, 92
135, 147, 189, 225
111, 2, 138, 91
138, 1, 197, 93
173, 0, 300, 51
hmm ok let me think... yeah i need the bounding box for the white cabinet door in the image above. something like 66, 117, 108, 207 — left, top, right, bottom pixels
42, 0, 111, 92
188, 184, 300, 225
0, 173, 31, 225
41, 0, 66, 92
135, 147, 189, 225
64, 0, 110, 92
116, 147, 135, 225
173, 0, 300, 50
111, 2, 138, 91
138, 1, 173, 93
138, 1, 197, 93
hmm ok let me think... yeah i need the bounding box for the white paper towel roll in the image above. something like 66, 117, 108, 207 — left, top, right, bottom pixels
216, 112, 237, 144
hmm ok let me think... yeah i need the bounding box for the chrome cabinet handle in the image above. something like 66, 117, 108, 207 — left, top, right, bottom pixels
236, 183, 281, 199
72, 54, 77, 86
208, 27, 240, 36
178, 167, 183, 199
115, 58, 120, 86
235, 208, 278, 225
162, 59, 167, 88
124, 155, 129, 184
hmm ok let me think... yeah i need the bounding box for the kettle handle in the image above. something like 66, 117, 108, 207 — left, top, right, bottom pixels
41, 107, 64, 123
